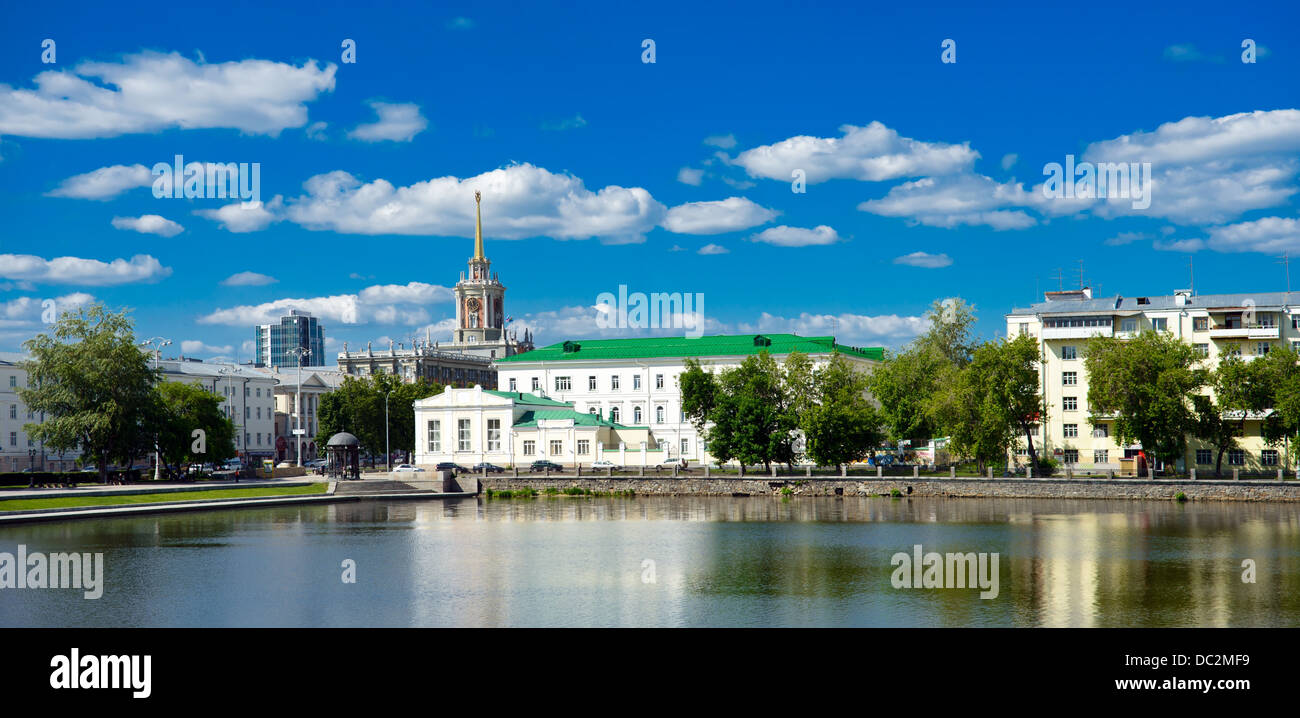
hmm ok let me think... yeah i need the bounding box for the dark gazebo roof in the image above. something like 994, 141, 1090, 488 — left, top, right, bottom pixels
326, 432, 360, 447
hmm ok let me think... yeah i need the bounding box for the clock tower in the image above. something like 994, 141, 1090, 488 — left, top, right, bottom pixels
452, 191, 531, 357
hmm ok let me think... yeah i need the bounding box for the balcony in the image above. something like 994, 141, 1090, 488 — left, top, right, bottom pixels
1208, 325, 1279, 340
1041, 326, 1113, 340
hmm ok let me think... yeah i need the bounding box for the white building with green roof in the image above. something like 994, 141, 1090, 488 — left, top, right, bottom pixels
412, 385, 662, 468
492, 334, 882, 465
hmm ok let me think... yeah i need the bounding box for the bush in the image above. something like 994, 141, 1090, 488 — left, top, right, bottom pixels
890, 488, 903, 497
1174, 491, 1188, 503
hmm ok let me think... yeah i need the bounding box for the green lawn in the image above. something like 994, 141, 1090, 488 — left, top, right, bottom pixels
0, 483, 328, 512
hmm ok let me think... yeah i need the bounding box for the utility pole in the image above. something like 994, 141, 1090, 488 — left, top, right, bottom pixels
287, 347, 311, 467
384, 386, 393, 473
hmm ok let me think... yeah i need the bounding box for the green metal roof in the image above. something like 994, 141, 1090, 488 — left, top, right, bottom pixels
495, 334, 884, 363
512, 409, 636, 429
483, 390, 572, 406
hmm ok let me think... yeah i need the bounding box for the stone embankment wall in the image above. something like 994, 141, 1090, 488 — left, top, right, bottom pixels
480, 476, 1300, 502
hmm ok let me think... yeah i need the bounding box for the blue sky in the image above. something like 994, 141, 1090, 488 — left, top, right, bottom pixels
1, 0, 1297, 361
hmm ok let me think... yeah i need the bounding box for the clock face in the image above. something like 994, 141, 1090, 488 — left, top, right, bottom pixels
467, 297, 481, 312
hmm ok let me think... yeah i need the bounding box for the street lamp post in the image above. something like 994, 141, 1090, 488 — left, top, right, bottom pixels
286, 347, 311, 467
139, 337, 171, 481
384, 387, 393, 473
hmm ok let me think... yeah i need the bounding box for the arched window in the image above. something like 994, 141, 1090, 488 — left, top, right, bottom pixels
656, 406, 665, 423
610, 407, 621, 423
633, 406, 643, 423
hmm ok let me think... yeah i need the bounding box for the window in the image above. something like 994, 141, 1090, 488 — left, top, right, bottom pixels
588, 407, 598, 414
458, 419, 471, 451
1194, 317, 1208, 331
577, 439, 590, 455
1196, 449, 1212, 465
656, 374, 665, 389
610, 407, 620, 423
1255, 342, 1271, 356
8, 432, 15, 446
681, 438, 690, 455
550, 440, 563, 455
1092, 424, 1109, 438
531, 377, 540, 391
1293, 316, 1300, 330
1229, 449, 1245, 466
508, 378, 517, 391
1018, 323, 1029, 336
7, 376, 14, 387
1151, 318, 1168, 332
633, 375, 641, 390
523, 440, 535, 456
1121, 318, 1138, 333
1193, 343, 1209, 358
1224, 344, 1242, 357
657, 440, 668, 452
1061, 345, 1077, 360
8, 405, 14, 419
486, 419, 501, 451
1062, 371, 1077, 386
1293, 341, 1300, 353
1063, 396, 1078, 411
1094, 449, 1108, 464
656, 406, 665, 423
1063, 424, 1078, 438
611, 376, 620, 391
245, 407, 250, 419
1262, 450, 1279, 466
1063, 449, 1079, 464
555, 376, 571, 392
588, 376, 597, 391
633, 406, 643, 423
256, 433, 261, 445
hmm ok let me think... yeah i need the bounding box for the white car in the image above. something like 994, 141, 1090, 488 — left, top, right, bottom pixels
393, 464, 425, 473
658, 458, 688, 469
591, 460, 620, 470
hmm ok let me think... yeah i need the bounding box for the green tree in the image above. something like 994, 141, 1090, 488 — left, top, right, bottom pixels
18, 304, 160, 483
693, 352, 798, 470
157, 381, 236, 471
314, 374, 441, 461
1084, 331, 1205, 471
679, 357, 717, 433
797, 353, 884, 467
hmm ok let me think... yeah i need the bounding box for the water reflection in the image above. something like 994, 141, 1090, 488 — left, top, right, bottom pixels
1, 497, 1296, 627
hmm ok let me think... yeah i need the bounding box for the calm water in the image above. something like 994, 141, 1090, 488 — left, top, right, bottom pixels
2, 496, 1298, 627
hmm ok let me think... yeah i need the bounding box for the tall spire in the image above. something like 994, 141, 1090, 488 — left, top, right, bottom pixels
473, 190, 485, 261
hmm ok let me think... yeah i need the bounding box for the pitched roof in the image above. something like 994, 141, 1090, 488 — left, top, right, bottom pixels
512, 409, 636, 429
1011, 291, 1299, 316
483, 390, 572, 406
494, 334, 884, 363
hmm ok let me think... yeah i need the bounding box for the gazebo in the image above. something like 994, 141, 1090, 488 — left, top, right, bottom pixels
326, 432, 361, 480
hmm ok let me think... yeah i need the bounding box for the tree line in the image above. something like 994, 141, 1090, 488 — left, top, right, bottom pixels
314, 373, 443, 461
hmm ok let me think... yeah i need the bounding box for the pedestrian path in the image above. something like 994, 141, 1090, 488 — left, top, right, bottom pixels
0, 478, 316, 501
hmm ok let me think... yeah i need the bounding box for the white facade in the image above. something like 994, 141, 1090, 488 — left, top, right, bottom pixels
159, 360, 280, 461
0, 352, 81, 471
494, 335, 880, 465
253, 365, 346, 462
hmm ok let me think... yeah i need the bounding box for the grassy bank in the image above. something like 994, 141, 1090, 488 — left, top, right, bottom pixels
0, 483, 328, 512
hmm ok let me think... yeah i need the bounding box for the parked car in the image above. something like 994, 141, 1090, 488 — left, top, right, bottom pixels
471, 462, 505, 473
529, 460, 564, 473
591, 460, 620, 470
435, 462, 468, 474
393, 464, 425, 473
306, 459, 328, 468
275, 461, 294, 469
658, 458, 688, 470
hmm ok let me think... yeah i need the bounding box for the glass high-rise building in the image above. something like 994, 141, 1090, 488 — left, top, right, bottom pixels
255, 310, 326, 368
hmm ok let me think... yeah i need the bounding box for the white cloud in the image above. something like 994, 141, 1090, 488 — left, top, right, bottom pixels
111, 214, 184, 237
893, 251, 953, 268
697, 243, 729, 255
348, 101, 428, 142
0, 254, 171, 286
285, 163, 666, 243
1201, 216, 1300, 254
541, 114, 587, 131
305, 121, 328, 140
677, 167, 704, 186
748, 225, 841, 247
703, 133, 737, 149
220, 271, 277, 287
738, 311, 928, 348
47, 164, 152, 199
734, 122, 978, 184
662, 197, 778, 234
199, 281, 454, 327
1001, 153, 1018, 170
194, 195, 284, 233
0, 293, 94, 328
0, 51, 336, 139
1104, 231, 1151, 246
181, 340, 234, 356
860, 174, 1039, 229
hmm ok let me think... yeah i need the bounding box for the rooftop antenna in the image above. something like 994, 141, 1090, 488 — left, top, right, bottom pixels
1076, 259, 1085, 290
1278, 253, 1291, 295
1188, 257, 1195, 296
1051, 268, 1064, 292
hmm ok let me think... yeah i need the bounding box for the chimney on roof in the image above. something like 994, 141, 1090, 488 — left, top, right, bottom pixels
1044, 287, 1092, 302
1174, 289, 1192, 306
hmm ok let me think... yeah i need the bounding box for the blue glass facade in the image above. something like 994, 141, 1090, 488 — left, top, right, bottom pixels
254, 310, 326, 368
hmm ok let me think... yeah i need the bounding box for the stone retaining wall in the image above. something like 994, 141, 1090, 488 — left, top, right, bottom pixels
481, 476, 1300, 502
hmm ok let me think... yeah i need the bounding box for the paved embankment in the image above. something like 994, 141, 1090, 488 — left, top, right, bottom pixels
481, 475, 1300, 502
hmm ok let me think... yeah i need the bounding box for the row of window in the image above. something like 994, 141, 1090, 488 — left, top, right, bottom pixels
510, 373, 673, 393
1062, 423, 1108, 438
426, 419, 693, 456
1051, 447, 1279, 466
597, 405, 673, 424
